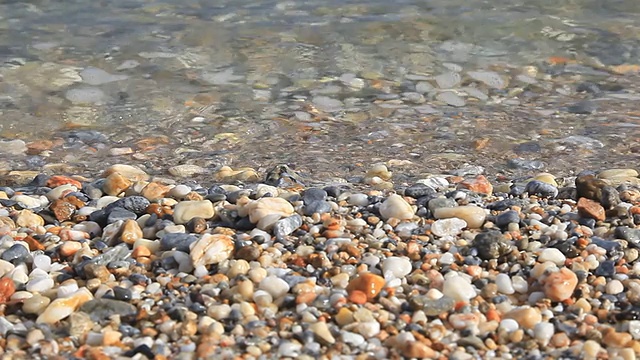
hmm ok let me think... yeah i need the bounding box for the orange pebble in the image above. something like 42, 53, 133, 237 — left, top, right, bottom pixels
132, 245, 152, 258
0, 277, 16, 303
346, 272, 385, 301
46, 175, 82, 189
486, 308, 501, 322
348, 290, 368, 305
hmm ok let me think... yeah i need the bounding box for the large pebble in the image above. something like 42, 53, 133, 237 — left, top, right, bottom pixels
173, 200, 215, 224
379, 194, 414, 220
244, 197, 294, 224
37, 288, 93, 324
434, 206, 486, 228
525, 180, 558, 198
190, 234, 234, 268
495, 273, 515, 295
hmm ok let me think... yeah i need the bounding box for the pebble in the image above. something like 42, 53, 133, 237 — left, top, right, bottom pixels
504, 307, 542, 330
525, 180, 558, 198
495, 273, 515, 295
534, 322, 555, 346
433, 205, 486, 228
378, 194, 414, 220
442, 274, 476, 302
577, 197, 606, 221
473, 231, 512, 260
347, 273, 385, 301
538, 248, 566, 266
457, 175, 493, 195
605, 279, 624, 295
381, 256, 412, 279
259, 275, 290, 299
173, 200, 215, 224
243, 197, 294, 224
543, 268, 578, 302
0, 162, 637, 358
431, 218, 467, 237
436, 91, 465, 107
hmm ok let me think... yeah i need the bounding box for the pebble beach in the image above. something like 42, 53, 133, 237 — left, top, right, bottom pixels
0, 163, 640, 359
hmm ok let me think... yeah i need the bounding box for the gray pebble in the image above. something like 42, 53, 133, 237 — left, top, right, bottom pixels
80, 298, 137, 322
473, 231, 512, 260
524, 180, 558, 198
274, 214, 303, 240
160, 233, 198, 252
495, 210, 520, 227
1, 244, 30, 263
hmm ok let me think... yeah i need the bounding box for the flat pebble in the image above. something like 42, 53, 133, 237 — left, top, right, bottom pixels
434, 206, 486, 228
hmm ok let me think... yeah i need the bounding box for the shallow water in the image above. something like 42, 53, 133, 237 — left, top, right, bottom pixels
1, 0, 640, 183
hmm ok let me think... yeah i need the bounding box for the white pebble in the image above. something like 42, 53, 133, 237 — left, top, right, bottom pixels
442, 274, 476, 302
259, 275, 290, 299
0, 259, 15, 277
33, 255, 51, 272
495, 273, 515, 295
438, 252, 455, 266
381, 256, 412, 279
431, 218, 467, 237
533, 322, 555, 345
606, 279, 624, 295
346, 194, 368, 207
57, 281, 79, 298
26, 277, 54, 293
538, 248, 566, 266
511, 275, 529, 294
169, 184, 192, 198
379, 194, 414, 220
499, 319, 520, 332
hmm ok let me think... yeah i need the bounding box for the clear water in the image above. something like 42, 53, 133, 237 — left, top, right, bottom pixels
1, 0, 639, 182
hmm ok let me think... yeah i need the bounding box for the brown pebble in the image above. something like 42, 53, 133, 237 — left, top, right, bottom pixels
575, 174, 606, 201
602, 327, 632, 348
46, 175, 82, 189
132, 245, 151, 258
84, 264, 111, 282
235, 246, 262, 261
0, 277, 16, 303
103, 172, 132, 196
577, 197, 605, 221
50, 199, 77, 221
